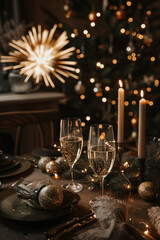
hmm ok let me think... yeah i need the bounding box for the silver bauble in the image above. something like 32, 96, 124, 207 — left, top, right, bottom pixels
74, 81, 85, 94
138, 181, 156, 201
38, 157, 51, 171
45, 161, 58, 174
38, 185, 63, 210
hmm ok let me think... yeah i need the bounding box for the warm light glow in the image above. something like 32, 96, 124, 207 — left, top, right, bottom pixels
141, 23, 146, 29
96, 12, 101, 17
150, 56, 155, 62
128, 17, 133, 23
133, 90, 138, 95
81, 122, 85, 127
80, 95, 85, 100
132, 101, 136, 105
147, 87, 151, 92
102, 97, 107, 102
96, 62, 101, 67
105, 86, 110, 91
71, 33, 75, 38
111, 100, 116, 105
129, 111, 133, 116
131, 118, 137, 125
124, 101, 129, 106
140, 90, 144, 98
83, 30, 88, 35
90, 22, 95, 27
1, 25, 78, 87
112, 59, 117, 64
149, 101, 153, 106
86, 116, 91, 121
119, 80, 123, 88
146, 10, 151, 15
120, 28, 125, 33
126, 1, 132, 6
86, 33, 91, 38
90, 78, 95, 83
154, 79, 159, 87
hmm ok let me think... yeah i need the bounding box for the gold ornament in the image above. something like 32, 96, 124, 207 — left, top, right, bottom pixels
45, 161, 58, 174
1, 25, 78, 87
138, 181, 156, 201
38, 157, 51, 171
38, 185, 63, 210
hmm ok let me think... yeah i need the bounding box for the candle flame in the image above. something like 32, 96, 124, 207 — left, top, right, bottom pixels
119, 80, 123, 88
140, 90, 144, 98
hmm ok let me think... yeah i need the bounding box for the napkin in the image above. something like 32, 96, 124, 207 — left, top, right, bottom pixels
74, 195, 144, 240
148, 206, 160, 235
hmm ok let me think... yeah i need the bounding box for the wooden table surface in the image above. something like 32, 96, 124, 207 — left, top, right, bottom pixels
0, 162, 159, 240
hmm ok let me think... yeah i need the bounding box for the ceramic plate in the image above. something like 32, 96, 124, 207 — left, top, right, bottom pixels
0, 189, 78, 221
0, 160, 31, 178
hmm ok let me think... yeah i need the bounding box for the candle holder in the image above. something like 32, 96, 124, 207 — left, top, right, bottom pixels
138, 158, 145, 182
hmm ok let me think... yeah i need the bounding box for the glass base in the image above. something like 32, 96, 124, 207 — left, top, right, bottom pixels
63, 182, 83, 193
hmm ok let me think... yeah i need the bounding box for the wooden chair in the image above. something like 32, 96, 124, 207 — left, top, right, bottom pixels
0, 109, 59, 155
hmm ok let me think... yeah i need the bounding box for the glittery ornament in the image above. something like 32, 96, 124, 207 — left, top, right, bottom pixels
45, 161, 58, 174
55, 156, 66, 164
38, 157, 51, 171
38, 185, 63, 210
74, 81, 85, 94
138, 181, 156, 201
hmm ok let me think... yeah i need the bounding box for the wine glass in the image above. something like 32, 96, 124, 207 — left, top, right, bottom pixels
88, 124, 116, 196
60, 118, 83, 192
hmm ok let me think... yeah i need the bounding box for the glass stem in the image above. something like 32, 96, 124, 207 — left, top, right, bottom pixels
101, 176, 104, 196
71, 167, 74, 185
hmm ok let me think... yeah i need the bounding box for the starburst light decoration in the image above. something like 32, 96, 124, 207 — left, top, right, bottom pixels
1, 25, 78, 87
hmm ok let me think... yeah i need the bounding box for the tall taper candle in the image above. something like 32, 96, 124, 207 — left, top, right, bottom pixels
117, 80, 124, 143
138, 90, 146, 158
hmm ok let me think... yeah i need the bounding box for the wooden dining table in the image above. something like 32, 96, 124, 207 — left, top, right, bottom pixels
0, 157, 159, 240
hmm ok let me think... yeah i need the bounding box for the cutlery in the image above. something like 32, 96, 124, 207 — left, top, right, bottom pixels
44, 210, 96, 240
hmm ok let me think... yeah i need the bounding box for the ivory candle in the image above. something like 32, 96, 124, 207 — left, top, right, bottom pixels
138, 90, 146, 158
117, 80, 124, 143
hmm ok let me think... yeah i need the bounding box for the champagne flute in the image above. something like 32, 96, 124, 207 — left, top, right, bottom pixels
88, 124, 116, 196
60, 118, 83, 192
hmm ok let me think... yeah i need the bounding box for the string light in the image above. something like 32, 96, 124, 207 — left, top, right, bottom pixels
141, 23, 146, 29
126, 1, 132, 6
83, 30, 88, 35
86, 33, 91, 38
129, 111, 133, 116
90, 78, 95, 83
76, 49, 81, 54
146, 87, 151, 92
81, 122, 86, 127
124, 101, 129, 106
96, 12, 101, 17
102, 97, 107, 102
112, 59, 117, 64
90, 22, 95, 27
154, 79, 159, 86
86, 116, 91, 121
76, 68, 80, 73
80, 95, 85, 100
149, 101, 154, 106
120, 28, 125, 33
105, 86, 110, 91
150, 56, 155, 62
146, 10, 151, 16
111, 100, 116, 105
133, 90, 138, 95
71, 33, 75, 38
132, 101, 136, 105
128, 17, 133, 23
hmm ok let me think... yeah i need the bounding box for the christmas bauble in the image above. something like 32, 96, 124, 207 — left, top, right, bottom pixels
45, 161, 58, 174
74, 82, 85, 94
138, 181, 156, 201
38, 185, 63, 210
38, 157, 51, 171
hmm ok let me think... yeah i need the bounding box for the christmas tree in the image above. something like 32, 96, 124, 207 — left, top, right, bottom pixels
47, 0, 159, 140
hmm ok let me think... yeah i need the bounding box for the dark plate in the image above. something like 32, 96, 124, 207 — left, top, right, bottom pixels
0, 154, 13, 167
0, 160, 31, 178
0, 158, 20, 173
0, 189, 78, 221
32, 145, 62, 160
